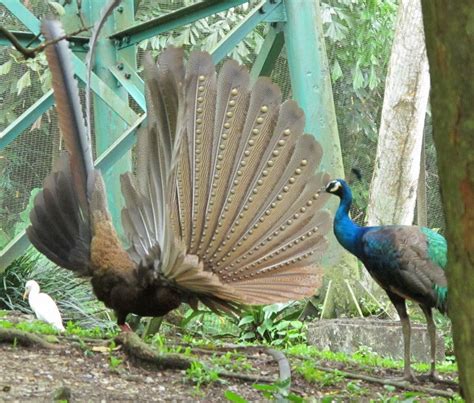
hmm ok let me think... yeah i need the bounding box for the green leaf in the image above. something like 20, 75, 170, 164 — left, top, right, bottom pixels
331, 59, 343, 82
240, 331, 255, 340
290, 320, 303, 329
275, 321, 290, 331
352, 63, 364, 90
48, 1, 65, 15
238, 315, 255, 326
252, 383, 278, 392
368, 65, 378, 90
325, 19, 349, 42
0, 60, 12, 76
16, 70, 31, 95
224, 390, 249, 403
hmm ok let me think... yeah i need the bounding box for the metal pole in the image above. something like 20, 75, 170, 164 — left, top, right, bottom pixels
283, 0, 359, 315
81, 0, 135, 232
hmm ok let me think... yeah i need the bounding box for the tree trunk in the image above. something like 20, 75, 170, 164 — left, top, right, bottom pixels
421, 2, 474, 399
366, 0, 430, 227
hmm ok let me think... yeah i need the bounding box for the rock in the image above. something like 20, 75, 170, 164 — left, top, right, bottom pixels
307, 318, 445, 362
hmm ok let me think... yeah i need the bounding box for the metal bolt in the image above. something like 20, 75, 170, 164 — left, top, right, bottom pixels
117, 63, 124, 70
124, 73, 131, 79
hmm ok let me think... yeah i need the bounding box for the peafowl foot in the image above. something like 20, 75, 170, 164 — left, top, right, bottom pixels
428, 371, 441, 383
389, 371, 419, 384
119, 323, 133, 332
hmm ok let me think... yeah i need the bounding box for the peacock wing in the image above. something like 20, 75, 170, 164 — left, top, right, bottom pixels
362, 226, 447, 311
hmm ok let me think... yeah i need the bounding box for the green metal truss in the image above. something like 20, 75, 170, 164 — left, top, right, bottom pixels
0, 0, 345, 270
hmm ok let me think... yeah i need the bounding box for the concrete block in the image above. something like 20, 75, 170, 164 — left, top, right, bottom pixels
307, 318, 445, 362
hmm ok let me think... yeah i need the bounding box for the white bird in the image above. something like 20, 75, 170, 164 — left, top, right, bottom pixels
23, 280, 65, 332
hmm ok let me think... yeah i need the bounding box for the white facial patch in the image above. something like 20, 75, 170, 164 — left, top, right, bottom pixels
328, 180, 341, 192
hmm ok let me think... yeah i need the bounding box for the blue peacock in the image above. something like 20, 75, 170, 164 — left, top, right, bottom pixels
326, 179, 448, 382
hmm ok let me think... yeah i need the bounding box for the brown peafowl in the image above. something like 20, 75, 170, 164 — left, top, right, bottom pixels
26, 20, 332, 331
326, 179, 448, 382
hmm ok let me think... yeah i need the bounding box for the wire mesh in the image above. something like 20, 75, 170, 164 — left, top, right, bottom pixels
0, 0, 445, 260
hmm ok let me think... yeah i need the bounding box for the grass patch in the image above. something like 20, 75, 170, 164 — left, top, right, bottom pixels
286, 344, 457, 374
0, 316, 117, 339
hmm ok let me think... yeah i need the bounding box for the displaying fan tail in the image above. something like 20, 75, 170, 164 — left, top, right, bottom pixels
122, 49, 331, 306
29, 17, 332, 327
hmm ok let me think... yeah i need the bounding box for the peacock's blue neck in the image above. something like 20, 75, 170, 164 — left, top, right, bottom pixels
333, 185, 365, 258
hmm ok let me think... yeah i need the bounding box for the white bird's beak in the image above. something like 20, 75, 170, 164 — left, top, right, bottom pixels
23, 290, 28, 300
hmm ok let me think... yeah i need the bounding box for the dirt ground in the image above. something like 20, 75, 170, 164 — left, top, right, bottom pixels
0, 312, 460, 402
0, 338, 459, 402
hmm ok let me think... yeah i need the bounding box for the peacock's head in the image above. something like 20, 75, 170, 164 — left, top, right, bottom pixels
325, 179, 348, 198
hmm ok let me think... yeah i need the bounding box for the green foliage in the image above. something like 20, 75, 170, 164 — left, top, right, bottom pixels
224, 390, 249, 403
321, 0, 397, 219
237, 302, 306, 346
180, 307, 239, 337
252, 379, 303, 402
149, 332, 194, 357
136, 1, 265, 65
295, 362, 344, 386
211, 351, 253, 373
108, 341, 124, 370
65, 321, 117, 339
185, 361, 220, 391
15, 320, 60, 335
225, 379, 303, 402
368, 387, 462, 403
0, 315, 115, 339
286, 343, 457, 374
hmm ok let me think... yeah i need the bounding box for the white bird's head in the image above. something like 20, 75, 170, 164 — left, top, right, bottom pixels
23, 280, 40, 300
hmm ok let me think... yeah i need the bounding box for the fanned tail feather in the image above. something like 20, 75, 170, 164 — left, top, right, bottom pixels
123, 49, 331, 306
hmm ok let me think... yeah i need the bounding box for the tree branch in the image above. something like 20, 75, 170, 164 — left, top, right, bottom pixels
0, 26, 90, 59
292, 354, 458, 399
0, 328, 60, 349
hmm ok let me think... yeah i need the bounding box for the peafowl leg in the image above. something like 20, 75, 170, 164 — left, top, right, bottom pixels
388, 293, 418, 382
420, 304, 438, 381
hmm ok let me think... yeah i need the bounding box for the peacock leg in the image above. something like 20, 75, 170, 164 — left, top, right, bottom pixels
388, 293, 418, 382
420, 304, 439, 381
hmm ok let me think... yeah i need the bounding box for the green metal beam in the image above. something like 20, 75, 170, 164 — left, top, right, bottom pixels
1, 1, 138, 125
282, 0, 357, 287
71, 54, 138, 125
0, 230, 30, 271
1, 0, 40, 34
210, 0, 282, 64
110, 0, 249, 49
82, 0, 135, 232
283, 0, 343, 176
0, 90, 54, 150
95, 114, 146, 173
249, 24, 284, 83
109, 60, 145, 110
